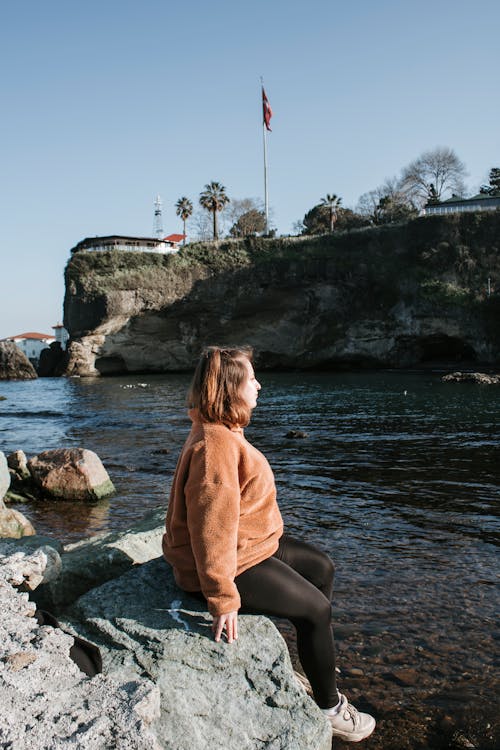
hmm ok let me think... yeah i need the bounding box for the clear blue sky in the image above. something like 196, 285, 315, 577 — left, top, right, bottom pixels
1, 0, 499, 339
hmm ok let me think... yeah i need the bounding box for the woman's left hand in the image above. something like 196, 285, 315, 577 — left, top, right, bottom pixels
212, 611, 238, 643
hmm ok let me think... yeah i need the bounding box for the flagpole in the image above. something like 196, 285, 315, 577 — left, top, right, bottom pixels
261, 77, 269, 235
263, 120, 269, 235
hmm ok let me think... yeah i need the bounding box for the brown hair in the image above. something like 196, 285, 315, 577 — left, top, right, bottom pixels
188, 345, 254, 426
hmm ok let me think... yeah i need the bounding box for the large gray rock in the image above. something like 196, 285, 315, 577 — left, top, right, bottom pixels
28, 447, 115, 501
0, 341, 37, 380
65, 556, 332, 750
33, 506, 165, 611
0, 558, 161, 749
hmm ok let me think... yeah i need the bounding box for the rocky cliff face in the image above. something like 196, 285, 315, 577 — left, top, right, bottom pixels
63, 212, 500, 375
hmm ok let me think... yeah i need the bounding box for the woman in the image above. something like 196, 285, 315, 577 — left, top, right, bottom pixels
163, 346, 375, 743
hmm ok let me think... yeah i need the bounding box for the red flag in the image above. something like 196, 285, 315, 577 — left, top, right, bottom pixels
262, 87, 273, 131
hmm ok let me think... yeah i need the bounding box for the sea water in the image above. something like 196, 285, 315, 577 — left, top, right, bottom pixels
1, 371, 498, 744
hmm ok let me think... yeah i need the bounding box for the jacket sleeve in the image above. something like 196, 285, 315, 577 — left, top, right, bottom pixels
184, 437, 241, 616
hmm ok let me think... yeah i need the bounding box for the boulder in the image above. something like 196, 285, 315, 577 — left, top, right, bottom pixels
7, 449, 31, 481
0, 506, 36, 538
65, 556, 332, 750
27, 447, 115, 501
0, 550, 161, 749
442, 371, 500, 385
0, 544, 61, 589
38, 340, 67, 377
33, 506, 165, 611
0, 457, 36, 538
0, 450, 9, 499
0, 341, 37, 380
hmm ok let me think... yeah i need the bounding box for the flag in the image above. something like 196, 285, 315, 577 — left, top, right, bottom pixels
262, 87, 273, 131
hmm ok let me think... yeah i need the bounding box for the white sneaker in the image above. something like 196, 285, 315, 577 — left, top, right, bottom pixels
327, 693, 376, 742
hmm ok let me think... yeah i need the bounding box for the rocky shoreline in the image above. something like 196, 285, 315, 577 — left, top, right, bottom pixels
0, 450, 331, 749
1, 441, 498, 749
0, 529, 331, 749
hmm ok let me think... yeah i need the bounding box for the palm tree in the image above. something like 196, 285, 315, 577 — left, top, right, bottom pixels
320, 193, 342, 232
199, 182, 230, 240
175, 197, 193, 244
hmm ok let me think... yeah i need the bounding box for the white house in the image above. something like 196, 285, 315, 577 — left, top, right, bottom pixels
3, 332, 56, 363
70, 234, 186, 255
52, 323, 69, 348
424, 193, 500, 215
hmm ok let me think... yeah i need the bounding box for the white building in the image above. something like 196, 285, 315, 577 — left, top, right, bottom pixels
3, 332, 56, 363
424, 193, 500, 215
52, 323, 69, 348
70, 234, 185, 255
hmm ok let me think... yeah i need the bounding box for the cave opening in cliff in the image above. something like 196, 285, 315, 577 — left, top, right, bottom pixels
418, 335, 477, 364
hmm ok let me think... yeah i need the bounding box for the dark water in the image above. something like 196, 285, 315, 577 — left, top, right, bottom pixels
1, 372, 499, 748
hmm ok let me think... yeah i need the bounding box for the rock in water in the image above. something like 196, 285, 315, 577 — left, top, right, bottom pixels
442, 371, 500, 385
0, 451, 9, 500
7, 450, 31, 481
0, 341, 37, 380
28, 448, 115, 501
0, 507, 36, 538
65, 557, 332, 750
38, 340, 67, 377
0, 451, 36, 538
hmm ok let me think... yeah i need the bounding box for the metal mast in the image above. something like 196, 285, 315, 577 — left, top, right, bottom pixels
153, 195, 164, 239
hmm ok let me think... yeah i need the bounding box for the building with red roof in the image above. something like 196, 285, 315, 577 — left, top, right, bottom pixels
2, 332, 56, 364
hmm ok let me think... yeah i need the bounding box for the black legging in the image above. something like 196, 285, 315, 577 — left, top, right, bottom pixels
235, 535, 337, 709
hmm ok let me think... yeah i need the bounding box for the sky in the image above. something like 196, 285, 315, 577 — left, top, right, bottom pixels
1, 0, 499, 339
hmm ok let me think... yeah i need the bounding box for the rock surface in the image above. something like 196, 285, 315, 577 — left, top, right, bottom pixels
32, 506, 165, 611
63, 213, 500, 375
442, 371, 500, 384
7, 449, 31, 481
0, 451, 9, 499
65, 556, 332, 750
0, 341, 37, 380
0, 506, 36, 538
0, 451, 37, 538
27, 447, 115, 501
37, 340, 67, 377
0, 549, 161, 749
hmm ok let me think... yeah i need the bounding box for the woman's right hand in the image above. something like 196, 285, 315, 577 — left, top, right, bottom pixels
212, 611, 238, 643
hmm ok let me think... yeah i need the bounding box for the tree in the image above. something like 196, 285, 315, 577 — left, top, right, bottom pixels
400, 147, 467, 207
480, 167, 500, 195
357, 179, 417, 225
229, 209, 266, 237
199, 182, 230, 240
320, 193, 342, 232
300, 204, 368, 235
175, 197, 193, 244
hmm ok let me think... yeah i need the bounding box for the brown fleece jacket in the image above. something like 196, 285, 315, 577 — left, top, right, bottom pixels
162, 409, 283, 616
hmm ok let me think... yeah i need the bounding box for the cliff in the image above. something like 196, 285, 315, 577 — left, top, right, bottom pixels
63, 212, 500, 375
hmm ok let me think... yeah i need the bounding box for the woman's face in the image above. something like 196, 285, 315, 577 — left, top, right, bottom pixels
239, 358, 261, 410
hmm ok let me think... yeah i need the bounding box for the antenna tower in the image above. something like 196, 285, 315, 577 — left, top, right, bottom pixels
153, 195, 164, 238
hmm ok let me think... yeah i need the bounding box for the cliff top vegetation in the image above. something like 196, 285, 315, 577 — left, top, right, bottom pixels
66, 211, 500, 305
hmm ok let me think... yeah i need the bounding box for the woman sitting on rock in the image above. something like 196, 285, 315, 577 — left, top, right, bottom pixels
162, 346, 375, 743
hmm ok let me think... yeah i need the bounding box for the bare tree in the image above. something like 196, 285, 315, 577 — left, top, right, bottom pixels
400, 147, 467, 207
190, 209, 214, 242
357, 178, 417, 224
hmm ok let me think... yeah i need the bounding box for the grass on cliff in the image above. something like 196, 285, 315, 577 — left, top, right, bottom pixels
65, 210, 500, 308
